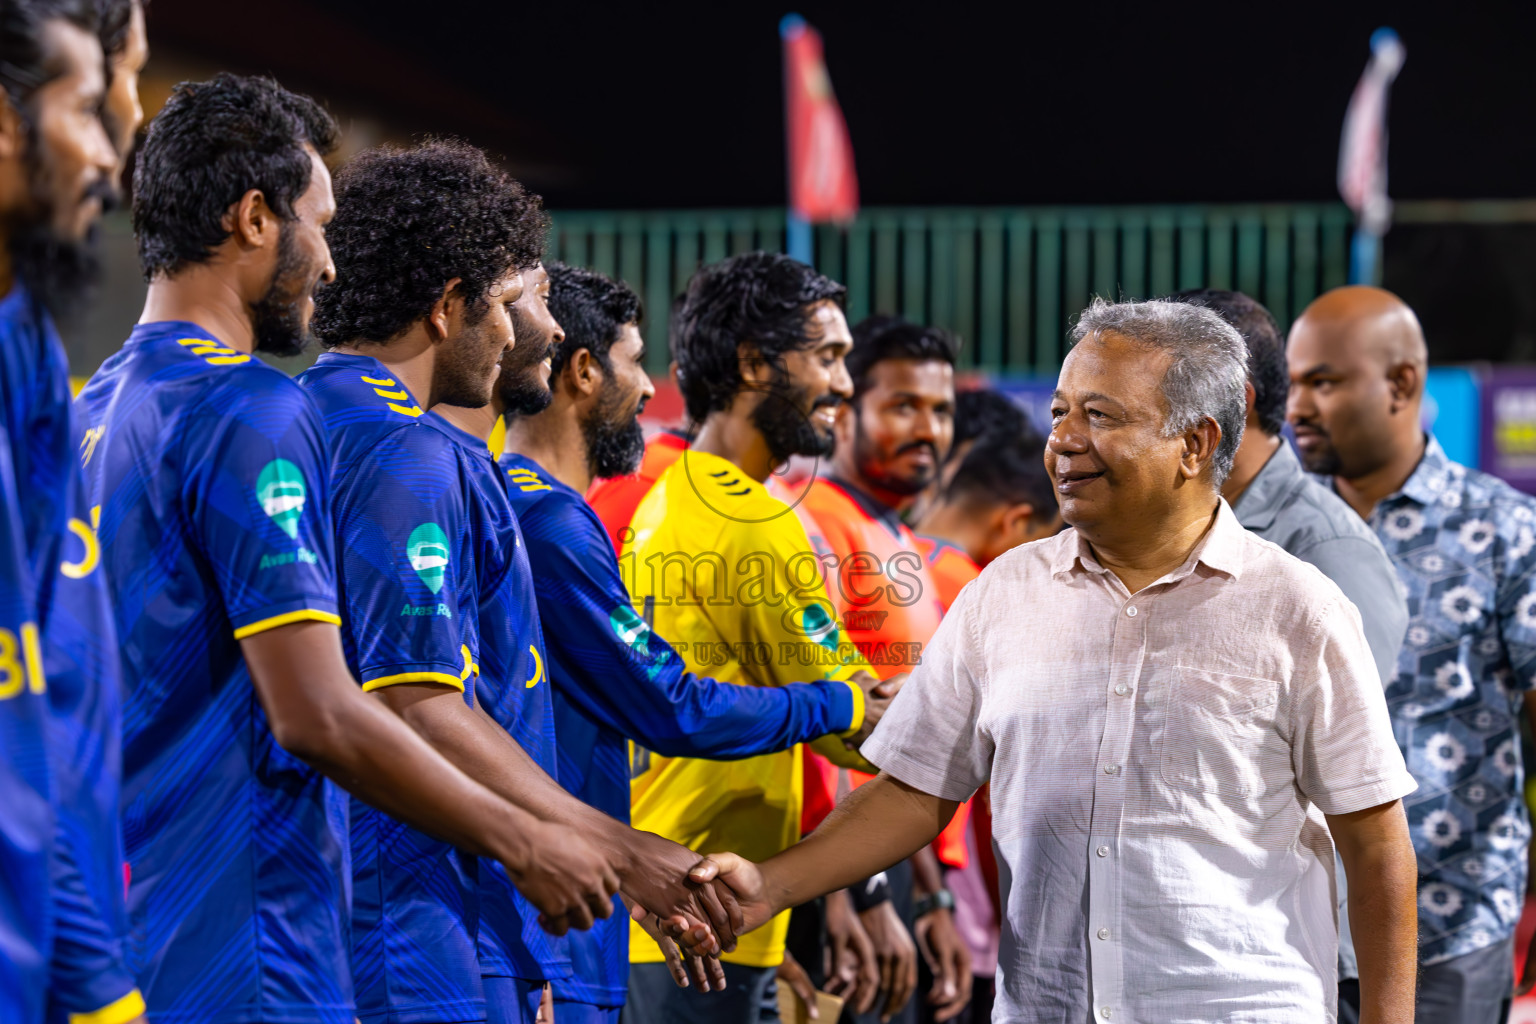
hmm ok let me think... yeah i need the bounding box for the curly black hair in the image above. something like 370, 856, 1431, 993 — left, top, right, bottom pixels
945, 424, 1054, 513
545, 262, 641, 377
1169, 288, 1286, 436
311, 139, 548, 346
0, 0, 98, 114
950, 388, 1033, 463
673, 251, 847, 423
133, 73, 337, 280
846, 315, 960, 401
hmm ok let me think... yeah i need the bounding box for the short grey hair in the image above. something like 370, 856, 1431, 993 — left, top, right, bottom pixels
1069, 297, 1248, 486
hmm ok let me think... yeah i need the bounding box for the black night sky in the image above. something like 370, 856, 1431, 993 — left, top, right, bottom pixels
293, 0, 1536, 209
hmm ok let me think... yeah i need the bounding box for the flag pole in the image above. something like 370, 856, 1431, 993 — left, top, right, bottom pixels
781, 14, 813, 265
1349, 226, 1382, 286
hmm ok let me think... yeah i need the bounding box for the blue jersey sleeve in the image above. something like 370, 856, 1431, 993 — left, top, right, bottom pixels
522, 489, 855, 756
332, 428, 475, 690
181, 375, 340, 637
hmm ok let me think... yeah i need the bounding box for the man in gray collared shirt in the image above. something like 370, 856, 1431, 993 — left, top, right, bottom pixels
1174, 289, 1408, 1020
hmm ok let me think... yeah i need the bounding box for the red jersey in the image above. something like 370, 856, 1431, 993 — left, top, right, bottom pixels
586, 430, 688, 555
915, 534, 983, 612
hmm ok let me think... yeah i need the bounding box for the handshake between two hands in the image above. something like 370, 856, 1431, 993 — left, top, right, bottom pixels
522, 670, 905, 992
630, 850, 773, 992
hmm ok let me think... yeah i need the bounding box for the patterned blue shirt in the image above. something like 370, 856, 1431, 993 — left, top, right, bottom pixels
1357, 435, 1536, 964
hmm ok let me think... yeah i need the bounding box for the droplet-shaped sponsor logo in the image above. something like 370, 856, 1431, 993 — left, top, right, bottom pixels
610, 605, 654, 659
800, 602, 840, 652
257, 459, 307, 540
407, 523, 450, 594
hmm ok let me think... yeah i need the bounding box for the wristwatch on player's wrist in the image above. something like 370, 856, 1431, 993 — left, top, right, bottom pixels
914, 888, 956, 919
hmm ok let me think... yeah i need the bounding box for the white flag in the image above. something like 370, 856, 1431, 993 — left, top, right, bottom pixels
1338, 28, 1406, 236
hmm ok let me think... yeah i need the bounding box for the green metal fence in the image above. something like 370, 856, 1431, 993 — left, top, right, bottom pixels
545, 203, 1354, 377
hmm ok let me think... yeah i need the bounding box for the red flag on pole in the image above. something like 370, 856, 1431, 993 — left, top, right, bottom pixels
781, 14, 858, 224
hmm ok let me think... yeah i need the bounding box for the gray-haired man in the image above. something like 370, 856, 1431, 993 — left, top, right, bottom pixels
683, 299, 1421, 1023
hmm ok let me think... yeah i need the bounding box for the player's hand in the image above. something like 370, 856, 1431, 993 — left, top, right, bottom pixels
844, 671, 907, 748
505, 821, 619, 935
859, 900, 918, 1023
825, 888, 880, 1013
618, 829, 741, 955
680, 851, 774, 957
777, 949, 821, 1019
914, 906, 972, 1021
628, 896, 726, 992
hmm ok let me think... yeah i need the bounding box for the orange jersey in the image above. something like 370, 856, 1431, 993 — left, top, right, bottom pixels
798, 477, 970, 867
586, 430, 688, 555
799, 477, 945, 679
911, 536, 982, 867
915, 534, 983, 612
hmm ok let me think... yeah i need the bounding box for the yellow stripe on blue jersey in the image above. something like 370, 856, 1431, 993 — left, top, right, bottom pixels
230, 607, 342, 640
68, 988, 146, 1024
623, 449, 871, 968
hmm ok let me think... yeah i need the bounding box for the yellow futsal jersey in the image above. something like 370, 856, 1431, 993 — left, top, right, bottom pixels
622, 449, 873, 968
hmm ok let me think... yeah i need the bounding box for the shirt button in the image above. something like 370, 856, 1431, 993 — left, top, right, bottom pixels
1114, 684, 1130, 696
1101, 1008, 1113, 1019
1097, 845, 1110, 857
1125, 605, 1137, 617
1103, 764, 1120, 775
1097, 927, 1110, 940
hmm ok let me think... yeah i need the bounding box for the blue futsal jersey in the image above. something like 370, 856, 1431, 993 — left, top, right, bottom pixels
297, 352, 486, 1024
78, 321, 350, 1024
499, 454, 857, 1007
0, 282, 138, 1021
0, 418, 52, 1024
440, 423, 569, 986
44, 428, 138, 1024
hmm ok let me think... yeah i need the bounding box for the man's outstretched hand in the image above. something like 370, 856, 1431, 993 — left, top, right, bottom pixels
509, 821, 621, 934
620, 830, 744, 956
677, 852, 775, 956
628, 896, 727, 993
844, 671, 907, 748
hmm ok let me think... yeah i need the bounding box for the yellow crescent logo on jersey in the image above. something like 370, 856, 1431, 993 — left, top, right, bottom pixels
60, 508, 101, 579
525, 644, 544, 688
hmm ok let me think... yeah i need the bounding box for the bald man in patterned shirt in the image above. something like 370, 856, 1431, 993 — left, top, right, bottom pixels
1289, 285, 1536, 1024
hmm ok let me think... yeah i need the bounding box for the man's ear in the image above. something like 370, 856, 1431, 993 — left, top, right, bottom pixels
567, 346, 602, 399
1182, 416, 1222, 481
1001, 502, 1035, 543
425, 277, 464, 343
223, 188, 280, 250
1387, 361, 1423, 414
737, 341, 770, 387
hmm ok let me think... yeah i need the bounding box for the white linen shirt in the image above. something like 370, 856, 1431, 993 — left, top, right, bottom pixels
861, 500, 1416, 1023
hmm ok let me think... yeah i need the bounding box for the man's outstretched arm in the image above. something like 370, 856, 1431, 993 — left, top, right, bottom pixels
679, 771, 959, 948
374, 678, 740, 955
1326, 800, 1417, 1024
242, 620, 620, 935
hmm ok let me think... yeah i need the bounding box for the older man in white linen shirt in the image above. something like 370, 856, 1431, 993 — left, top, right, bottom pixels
682, 298, 1420, 1023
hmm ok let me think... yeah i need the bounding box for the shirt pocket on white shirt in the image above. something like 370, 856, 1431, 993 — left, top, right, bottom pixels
1159, 669, 1283, 798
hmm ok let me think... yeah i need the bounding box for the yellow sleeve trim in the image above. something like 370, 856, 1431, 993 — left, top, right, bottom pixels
361, 671, 465, 693
838, 677, 866, 738
69, 988, 146, 1024
232, 609, 342, 640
